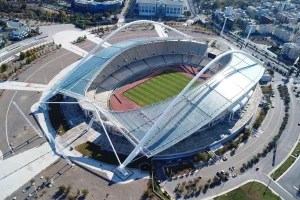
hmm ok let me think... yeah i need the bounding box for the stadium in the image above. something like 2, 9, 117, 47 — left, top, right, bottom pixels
40, 20, 265, 175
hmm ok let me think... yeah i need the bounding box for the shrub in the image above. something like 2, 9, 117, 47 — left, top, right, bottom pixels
20, 52, 26, 60
82, 189, 89, 197
66, 184, 72, 194
0, 63, 8, 73
58, 185, 66, 193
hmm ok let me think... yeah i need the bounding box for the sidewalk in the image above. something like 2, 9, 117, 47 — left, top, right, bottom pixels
0, 142, 59, 199
0, 81, 47, 92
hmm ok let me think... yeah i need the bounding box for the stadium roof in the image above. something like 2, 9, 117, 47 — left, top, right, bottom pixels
109, 53, 264, 156
54, 37, 202, 97
49, 36, 264, 157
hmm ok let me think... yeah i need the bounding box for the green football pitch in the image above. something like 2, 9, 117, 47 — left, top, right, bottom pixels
123, 70, 198, 107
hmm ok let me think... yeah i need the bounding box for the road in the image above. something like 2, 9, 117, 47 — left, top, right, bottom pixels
278, 156, 300, 199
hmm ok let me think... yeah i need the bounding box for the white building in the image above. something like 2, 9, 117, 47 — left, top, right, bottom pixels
254, 7, 271, 16
224, 6, 233, 16
280, 43, 300, 61
137, 0, 185, 17
137, 0, 157, 16
257, 24, 274, 34
274, 26, 293, 42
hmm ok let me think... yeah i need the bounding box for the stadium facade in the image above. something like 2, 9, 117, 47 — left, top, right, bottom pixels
40, 20, 264, 176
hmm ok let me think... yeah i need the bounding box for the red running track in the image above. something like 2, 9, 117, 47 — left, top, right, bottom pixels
110, 66, 211, 112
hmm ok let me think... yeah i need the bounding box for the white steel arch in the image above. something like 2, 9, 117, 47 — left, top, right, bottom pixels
41, 20, 192, 102
117, 50, 263, 175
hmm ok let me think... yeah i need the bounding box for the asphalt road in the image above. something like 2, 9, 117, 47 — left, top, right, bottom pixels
0, 48, 81, 160
256, 74, 300, 175
278, 156, 300, 199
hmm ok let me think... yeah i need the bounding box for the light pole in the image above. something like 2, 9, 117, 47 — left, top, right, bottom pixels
243, 24, 256, 49
220, 16, 228, 38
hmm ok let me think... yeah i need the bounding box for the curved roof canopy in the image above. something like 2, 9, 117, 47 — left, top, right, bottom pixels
109, 53, 264, 156
47, 35, 264, 157
54, 37, 203, 97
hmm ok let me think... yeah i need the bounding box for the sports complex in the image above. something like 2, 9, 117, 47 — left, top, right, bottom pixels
40, 20, 265, 176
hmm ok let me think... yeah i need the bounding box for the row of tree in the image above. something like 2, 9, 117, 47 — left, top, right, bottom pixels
57, 184, 89, 200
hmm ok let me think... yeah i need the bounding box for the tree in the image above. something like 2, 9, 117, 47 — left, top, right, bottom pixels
103, 12, 110, 18
20, 52, 26, 60
213, 175, 220, 183
82, 189, 89, 197
66, 184, 72, 194
194, 152, 208, 162
184, 11, 191, 17
1, 63, 8, 72
2, 35, 7, 44
26, 57, 31, 64
68, 195, 75, 200
58, 185, 66, 193
165, 167, 169, 176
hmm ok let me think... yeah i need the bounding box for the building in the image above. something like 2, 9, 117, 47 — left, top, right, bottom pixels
257, 24, 274, 34
274, 2, 296, 12
280, 42, 300, 61
224, 6, 233, 16
273, 26, 293, 42
262, 2, 273, 10
254, 7, 271, 16
261, 14, 275, 24
39, 21, 264, 175
247, 6, 256, 13
73, 0, 123, 12
261, 72, 272, 82
276, 12, 298, 24
137, 0, 185, 17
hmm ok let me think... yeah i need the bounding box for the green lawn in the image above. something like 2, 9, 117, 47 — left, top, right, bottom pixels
214, 181, 280, 200
123, 70, 198, 107
271, 156, 296, 180
292, 142, 300, 157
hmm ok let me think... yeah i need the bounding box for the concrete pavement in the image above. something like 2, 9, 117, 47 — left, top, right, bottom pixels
0, 81, 47, 92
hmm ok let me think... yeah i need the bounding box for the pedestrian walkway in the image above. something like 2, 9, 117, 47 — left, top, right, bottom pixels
0, 142, 59, 199
0, 81, 47, 91
155, 23, 168, 37
86, 33, 111, 48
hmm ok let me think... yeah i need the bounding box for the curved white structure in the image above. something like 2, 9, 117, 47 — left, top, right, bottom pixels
117, 50, 263, 174
41, 20, 192, 103
40, 21, 264, 177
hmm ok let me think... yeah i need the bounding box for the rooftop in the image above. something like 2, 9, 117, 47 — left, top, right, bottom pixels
137, 0, 185, 6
